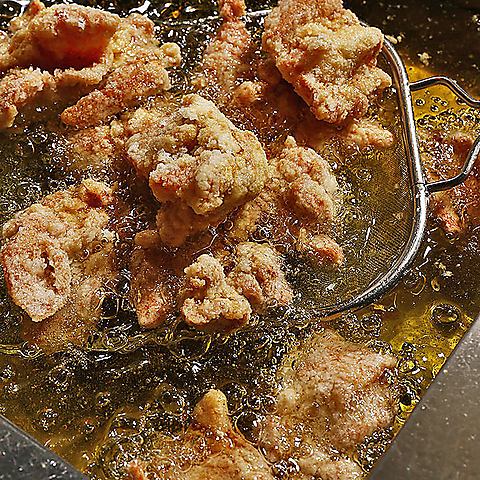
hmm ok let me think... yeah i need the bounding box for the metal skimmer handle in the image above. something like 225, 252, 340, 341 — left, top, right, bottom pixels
410, 76, 480, 193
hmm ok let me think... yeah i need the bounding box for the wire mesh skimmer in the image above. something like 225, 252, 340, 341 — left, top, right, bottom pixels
216, 10, 480, 318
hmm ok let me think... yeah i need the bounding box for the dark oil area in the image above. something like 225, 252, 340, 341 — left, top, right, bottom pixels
0, 0, 478, 478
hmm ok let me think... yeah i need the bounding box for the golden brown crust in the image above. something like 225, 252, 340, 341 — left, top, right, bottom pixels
228, 242, 293, 310
262, 0, 391, 125
259, 329, 398, 479
0, 1, 120, 71
60, 58, 172, 128
0, 67, 53, 128
1, 180, 114, 325
179, 242, 292, 332
129, 240, 177, 329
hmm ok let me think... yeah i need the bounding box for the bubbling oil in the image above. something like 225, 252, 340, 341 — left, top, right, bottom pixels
0, 1, 479, 479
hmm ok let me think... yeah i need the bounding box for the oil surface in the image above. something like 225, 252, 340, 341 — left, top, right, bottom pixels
0, 1, 479, 479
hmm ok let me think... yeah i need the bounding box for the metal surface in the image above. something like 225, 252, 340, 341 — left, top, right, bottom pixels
370, 314, 480, 480
0, 415, 86, 480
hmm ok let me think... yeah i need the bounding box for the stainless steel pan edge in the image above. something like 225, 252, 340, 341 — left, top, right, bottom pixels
370, 312, 480, 480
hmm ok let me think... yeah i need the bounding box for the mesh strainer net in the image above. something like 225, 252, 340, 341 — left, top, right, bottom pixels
298, 35, 480, 317
203, 10, 479, 317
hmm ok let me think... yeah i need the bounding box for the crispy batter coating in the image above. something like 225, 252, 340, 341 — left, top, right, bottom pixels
262, 0, 391, 125
259, 329, 398, 479
126, 94, 268, 246
1, 180, 114, 324
180, 242, 292, 332
64, 120, 125, 172
231, 136, 344, 265
128, 390, 274, 480
0, 0, 180, 129
420, 130, 480, 235
180, 254, 252, 333
228, 242, 293, 311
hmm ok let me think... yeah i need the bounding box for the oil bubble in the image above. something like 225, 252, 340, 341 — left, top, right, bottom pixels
431, 303, 461, 326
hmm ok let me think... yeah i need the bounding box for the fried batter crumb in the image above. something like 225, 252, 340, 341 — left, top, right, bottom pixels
262, 0, 391, 125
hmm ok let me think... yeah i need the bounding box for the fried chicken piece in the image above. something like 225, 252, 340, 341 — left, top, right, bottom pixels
0, 67, 54, 129
259, 329, 398, 480
1, 180, 116, 350
126, 94, 268, 246
193, 0, 392, 150
231, 136, 344, 265
180, 254, 252, 333
227, 242, 293, 311
0, 0, 119, 71
0, 1, 181, 129
129, 232, 178, 329
128, 390, 274, 480
262, 0, 391, 126
180, 242, 292, 332
193, 0, 254, 101
420, 130, 480, 235
1, 180, 113, 321
23, 240, 115, 352
60, 57, 172, 128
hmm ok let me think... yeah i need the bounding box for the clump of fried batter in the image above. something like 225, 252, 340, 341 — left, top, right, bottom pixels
180, 254, 252, 333
128, 389, 274, 480
259, 329, 398, 480
262, 0, 391, 126
231, 136, 344, 265
180, 242, 292, 332
0, 0, 181, 129
126, 94, 268, 247
0, 180, 116, 351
